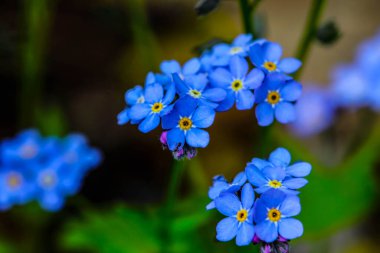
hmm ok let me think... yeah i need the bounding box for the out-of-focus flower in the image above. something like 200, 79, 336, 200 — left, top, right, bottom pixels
210, 55, 264, 111
215, 183, 255, 246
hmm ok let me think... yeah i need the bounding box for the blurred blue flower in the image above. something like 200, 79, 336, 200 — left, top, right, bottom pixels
162, 97, 215, 150
215, 183, 255, 246
254, 189, 303, 243
290, 86, 336, 137
249, 41, 302, 74
129, 82, 176, 133
206, 172, 246, 210
255, 74, 302, 126
173, 73, 226, 108
210, 55, 265, 111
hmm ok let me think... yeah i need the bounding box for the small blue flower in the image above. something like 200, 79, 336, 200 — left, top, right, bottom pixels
291, 86, 336, 137
255, 74, 302, 126
254, 189, 303, 243
128, 82, 176, 133
206, 172, 247, 210
215, 183, 255, 246
161, 97, 215, 150
173, 73, 226, 108
248, 147, 312, 178
249, 41, 302, 74
210, 55, 265, 111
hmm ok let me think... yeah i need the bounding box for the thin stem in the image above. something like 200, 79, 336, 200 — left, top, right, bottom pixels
238, 0, 254, 35
294, 0, 327, 80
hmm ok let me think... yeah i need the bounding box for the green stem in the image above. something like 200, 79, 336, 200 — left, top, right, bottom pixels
238, 0, 254, 35
294, 0, 327, 80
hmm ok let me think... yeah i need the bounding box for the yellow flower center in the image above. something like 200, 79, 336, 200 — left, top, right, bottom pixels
189, 89, 202, 98
236, 209, 248, 222
263, 61, 277, 72
231, 80, 243, 91
268, 180, 282, 188
268, 208, 281, 222
7, 173, 22, 189
230, 46, 243, 55
267, 91, 281, 105
179, 117, 193, 131
151, 102, 164, 113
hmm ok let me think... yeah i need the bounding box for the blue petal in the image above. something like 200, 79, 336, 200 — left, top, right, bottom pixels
186, 128, 210, 148
138, 114, 160, 133
261, 189, 286, 208
245, 164, 267, 187
175, 96, 197, 117
248, 158, 273, 170
173, 73, 189, 96
262, 167, 286, 181
241, 183, 255, 209
264, 73, 286, 90
145, 72, 156, 85
213, 43, 230, 55
144, 83, 164, 103
216, 217, 239, 242
283, 178, 308, 189
187, 74, 208, 91
286, 162, 312, 177
233, 34, 252, 46
263, 42, 282, 62
206, 201, 216, 210
254, 85, 268, 103
39, 193, 64, 212
210, 68, 233, 88
256, 220, 278, 243
230, 55, 248, 79
275, 102, 296, 124
162, 83, 176, 105
244, 69, 265, 89
236, 222, 255, 246
167, 128, 185, 151
278, 218, 303, 240
125, 85, 143, 105
208, 181, 229, 199
255, 103, 274, 126
117, 109, 129, 125
161, 110, 179, 129
160, 104, 174, 116
280, 80, 302, 102
216, 91, 235, 112
160, 60, 181, 75
255, 185, 271, 194
269, 148, 291, 167
183, 58, 201, 75
202, 88, 227, 102
278, 58, 302, 74
215, 193, 241, 216
253, 198, 268, 223
128, 104, 151, 121
232, 171, 247, 185
192, 106, 215, 128
248, 44, 265, 67
279, 196, 301, 217
236, 90, 255, 110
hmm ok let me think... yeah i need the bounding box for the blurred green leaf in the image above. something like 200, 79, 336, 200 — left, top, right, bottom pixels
275, 121, 380, 239
35, 104, 67, 136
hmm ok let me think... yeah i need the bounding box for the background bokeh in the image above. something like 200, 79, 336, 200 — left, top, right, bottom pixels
0, 0, 379, 252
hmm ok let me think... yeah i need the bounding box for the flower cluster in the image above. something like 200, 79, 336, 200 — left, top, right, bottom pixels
0, 130, 102, 211
207, 147, 311, 251
118, 34, 303, 159
291, 30, 380, 137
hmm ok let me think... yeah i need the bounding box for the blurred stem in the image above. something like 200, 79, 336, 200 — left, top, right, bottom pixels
294, 0, 327, 80
238, 0, 253, 35
161, 159, 186, 253
20, 0, 53, 127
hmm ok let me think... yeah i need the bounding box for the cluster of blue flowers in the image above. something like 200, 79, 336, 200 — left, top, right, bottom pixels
291, 30, 380, 137
207, 147, 311, 251
0, 130, 102, 212
118, 34, 303, 159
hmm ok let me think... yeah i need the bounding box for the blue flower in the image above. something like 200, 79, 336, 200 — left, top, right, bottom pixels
173, 73, 226, 108
248, 147, 312, 178
117, 85, 145, 125
245, 164, 308, 195
291, 86, 336, 137
215, 183, 255, 246
255, 74, 302, 126
162, 97, 215, 150
254, 189, 303, 243
210, 55, 265, 111
249, 41, 302, 74
206, 172, 247, 210
128, 82, 176, 133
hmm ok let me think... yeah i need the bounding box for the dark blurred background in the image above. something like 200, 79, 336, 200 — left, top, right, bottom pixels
1, 0, 380, 252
